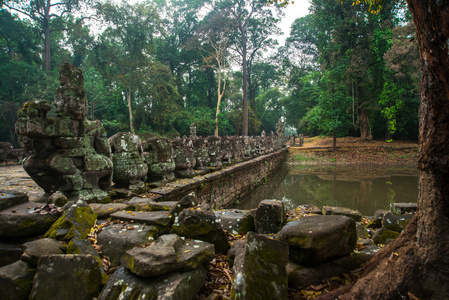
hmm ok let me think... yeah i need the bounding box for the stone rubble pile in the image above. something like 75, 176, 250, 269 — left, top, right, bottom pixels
0, 181, 416, 299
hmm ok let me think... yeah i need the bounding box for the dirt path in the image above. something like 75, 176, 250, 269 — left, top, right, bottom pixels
0, 164, 44, 199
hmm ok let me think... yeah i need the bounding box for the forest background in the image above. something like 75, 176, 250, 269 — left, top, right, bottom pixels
0, 0, 420, 147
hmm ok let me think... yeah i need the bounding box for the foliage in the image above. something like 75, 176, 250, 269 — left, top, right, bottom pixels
0, 0, 419, 144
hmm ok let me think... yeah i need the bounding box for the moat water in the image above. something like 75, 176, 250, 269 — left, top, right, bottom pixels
237, 164, 418, 216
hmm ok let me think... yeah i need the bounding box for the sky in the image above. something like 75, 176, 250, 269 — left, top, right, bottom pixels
277, 0, 311, 46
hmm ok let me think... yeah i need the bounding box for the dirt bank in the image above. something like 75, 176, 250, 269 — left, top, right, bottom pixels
288, 136, 418, 168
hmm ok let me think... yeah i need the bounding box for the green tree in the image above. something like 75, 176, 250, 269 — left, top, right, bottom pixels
379, 20, 420, 140
95, 1, 160, 134
153, 0, 207, 108
3, 0, 89, 71
0, 9, 54, 145
218, 0, 282, 136
193, 11, 234, 137
278, 0, 449, 297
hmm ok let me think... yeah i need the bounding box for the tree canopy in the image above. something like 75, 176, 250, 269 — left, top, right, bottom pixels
0, 0, 419, 145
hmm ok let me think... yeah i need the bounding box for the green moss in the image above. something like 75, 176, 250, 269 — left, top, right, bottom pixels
18, 218, 37, 229
283, 235, 312, 248
122, 255, 135, 271
239, 215, 255, 234
45, 207, 97, 241
66, 242, 82, 254
367, 218, 382, 229
375, 230, 400, 245
172, 221, 215, 237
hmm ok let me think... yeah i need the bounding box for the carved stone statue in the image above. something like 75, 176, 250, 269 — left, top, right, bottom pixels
15, 63, 113, 203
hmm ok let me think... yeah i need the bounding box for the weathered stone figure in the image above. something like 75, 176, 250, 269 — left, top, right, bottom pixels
206, 136, 223, 170
15, 63, 113, 203
172, 137, 196, 178
192, 137, 209, 172
227, 136, 241, 163
299, 134, 304, 147
221, 137, 232, 165
142, 137, 176, 186
290, 134, 296, 146
109, 132, 148, 192
190, 122, 197, 140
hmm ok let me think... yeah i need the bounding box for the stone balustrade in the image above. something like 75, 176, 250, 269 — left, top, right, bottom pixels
15, 63, 289, 203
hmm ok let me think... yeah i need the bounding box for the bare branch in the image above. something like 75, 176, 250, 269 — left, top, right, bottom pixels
3, 4, 37, 20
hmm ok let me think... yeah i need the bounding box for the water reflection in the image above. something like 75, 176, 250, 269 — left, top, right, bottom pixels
237, 164, 418, 216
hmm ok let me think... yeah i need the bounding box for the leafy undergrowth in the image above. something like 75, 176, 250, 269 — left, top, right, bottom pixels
288, 271, 361, 300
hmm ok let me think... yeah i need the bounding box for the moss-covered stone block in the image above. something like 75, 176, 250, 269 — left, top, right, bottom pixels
0, 260, 35, 300
372, 228, 400, 245
67, 239, 108, 284
230, 232, 289, 300
44, 206, 97, 241
171, 208, 230, 254
276, 215, 357, 265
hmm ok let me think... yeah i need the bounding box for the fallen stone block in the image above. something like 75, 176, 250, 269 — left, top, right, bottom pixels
171, 206, 230, 254
372, 228, 400, 245
322, 206, 362, 222
0, 202, 61, 239
48, 191, 68, 207
98, 265, 207, 300
21, 238, 65, 265
276, 215, 357, 265
230, 232, 289, 300
382, 213, 414, 232
67, 239, 108, 284
0, 260, 35, 300
0, 190, 29, 211
126, 197, 177, 212
373, 209, 390, 219
89, 203, 128, 219
390, 202, 417, 215
170, 192, 199, 217
44, 203, 97, 241
286, 204, 322, 222
30, 254, 102, 300
96, 222, 158, 266
214, 209, 255, 235
255, 199, 285, 234
111, 210, 171, 234
121, 234, 214, 277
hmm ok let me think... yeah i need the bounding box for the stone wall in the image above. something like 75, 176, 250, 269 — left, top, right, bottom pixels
150, 148, 287, 208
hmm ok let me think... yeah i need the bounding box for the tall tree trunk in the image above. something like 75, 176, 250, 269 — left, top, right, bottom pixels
248, 69, 256, 136
207, 68, 214, 108
44, 6, 51, 72
241, 26, 248, 137
359, 109, 371, 139
128, 70, 134, 134
347, 1, 449, 299
215, 68, 225, 137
